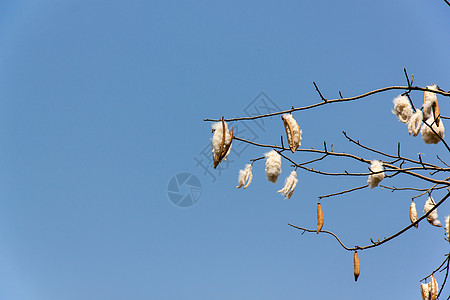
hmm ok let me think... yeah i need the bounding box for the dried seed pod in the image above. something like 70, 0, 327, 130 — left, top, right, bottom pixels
281, 114, 302, 153
410, 201, 418, 228
353, 251, 360, 282
420, 283, 430, 300
211, 118, 233, 168
429, 275, 438, 300
317, 202, 324, 233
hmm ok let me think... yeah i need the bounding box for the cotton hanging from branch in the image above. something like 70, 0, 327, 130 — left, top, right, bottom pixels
204, 72, 450, 295
424, 196, 442, 227
392, 94, 413, 123
265, 150, 282, 183
277, 170, 298, 199
367, 160, 384, 188
237, 164, 253, 189
281, 114, 302, 152
211, 119, 233, 168
409, 201, 418, 228
408, 110, 423, 136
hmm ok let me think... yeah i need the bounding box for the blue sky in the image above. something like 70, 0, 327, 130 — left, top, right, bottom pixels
0, 1, 449, 299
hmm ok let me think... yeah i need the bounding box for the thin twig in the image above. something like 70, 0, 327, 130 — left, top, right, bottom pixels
318, 185, 368, 199
204, 85, 450, 122
289, 191, 450, 251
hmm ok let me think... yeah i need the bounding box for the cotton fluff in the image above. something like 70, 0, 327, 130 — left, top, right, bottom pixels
408, 110, 423, 136
211, 121, 232, 162
367, 160, 384, 188
392, 95, 413, 123
421, 116, 445, 144
236, 164, 253, 189
277, 170, 298, 199
446, 215, 450, 242
410, 201, 418, 228
423, 84, 438, 120
282, 114, 302, 152
265, 150, 282, 183
424, 196, 442, 227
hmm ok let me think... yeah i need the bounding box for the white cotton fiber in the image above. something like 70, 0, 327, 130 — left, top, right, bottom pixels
277, 170, 298, 199
265, 150, 282, 183
421, 116, 445, 144
367, 160, 384, 188
237, 164, 253, 189
392, 95, 413, 123
408, 110, 423, 137
211, 121, 232, 161
424, 196, 442, 227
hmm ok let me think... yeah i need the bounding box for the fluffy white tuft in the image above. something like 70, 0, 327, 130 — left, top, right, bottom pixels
408, 111, 423, 136
392, 95, 413, 123
421, 116, 445, 144
424, 196, 442, 227
410, 201, 418, 228
282, 114, 302, 149
367, 160, 384, 188
237, 164, 253, 189
211, 121, 232, 161
423, 84, 438, 120
446, 215, 450, 242
265, 150, 282, 183
277, 170, 298, 199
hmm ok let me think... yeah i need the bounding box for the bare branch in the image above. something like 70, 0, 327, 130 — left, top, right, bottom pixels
204, 85, 450, 122
289, 191, 450, 251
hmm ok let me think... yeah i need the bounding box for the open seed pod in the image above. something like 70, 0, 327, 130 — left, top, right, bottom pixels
429, 275, 438, 300
317, 202, 324, 233
420, 283, 430, 300
353, 251, 360, 282
410, 201, 418, 228
212, 118, 234, 169
281, 114, 302, 153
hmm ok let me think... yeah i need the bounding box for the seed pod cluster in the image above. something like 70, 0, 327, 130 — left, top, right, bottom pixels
420, 275, 439, 300
281, 114, 302, 153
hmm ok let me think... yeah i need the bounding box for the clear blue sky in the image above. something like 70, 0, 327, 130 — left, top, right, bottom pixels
0, 1, 449, 299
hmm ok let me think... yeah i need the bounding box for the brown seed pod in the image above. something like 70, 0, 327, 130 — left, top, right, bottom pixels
281, 114, 301, 153
433, 100, 441, 126
410, 201, 418, 228
317, 202, 324, 234
353, 251, 360, 282
212, 118, 234, 169
429, 275, 438, 300
420, 283, 430, 300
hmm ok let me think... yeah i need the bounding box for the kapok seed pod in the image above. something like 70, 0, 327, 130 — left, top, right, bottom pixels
410, 201, 418, 228
420, 283, 430, 300
353, 251, 360, 282
429, 275, 438, 300
432, 100, 440, 126
317, 202, 324, 234
281, 115, 295, 153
